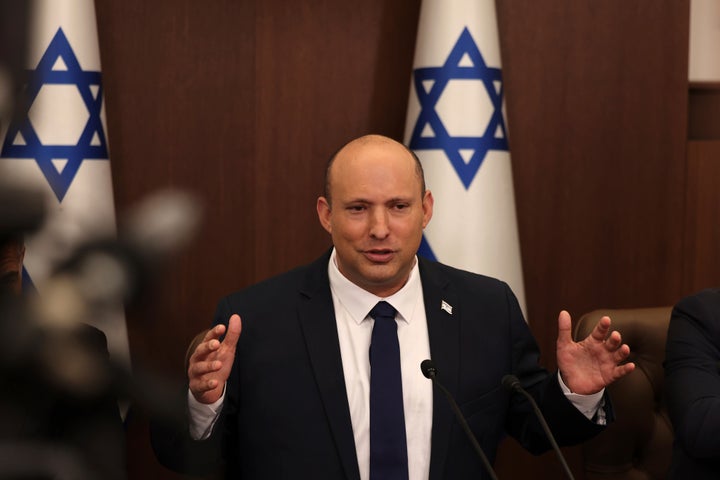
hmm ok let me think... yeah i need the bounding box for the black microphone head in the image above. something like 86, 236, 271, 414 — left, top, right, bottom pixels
420, 359, 437, 379
501, 374, 521, 392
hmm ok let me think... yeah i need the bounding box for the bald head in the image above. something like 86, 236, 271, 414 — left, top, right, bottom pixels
323, 135, 426, 207
316, 133, 434, 296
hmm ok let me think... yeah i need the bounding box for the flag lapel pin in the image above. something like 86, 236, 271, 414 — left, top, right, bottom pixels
441, 300, 453, 315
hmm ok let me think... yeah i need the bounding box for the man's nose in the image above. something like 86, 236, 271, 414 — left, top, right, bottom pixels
369, 209, 390, 238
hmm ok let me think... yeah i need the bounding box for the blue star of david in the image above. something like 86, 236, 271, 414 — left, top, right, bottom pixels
1, 27, 108, 202
408, 27, 508, 190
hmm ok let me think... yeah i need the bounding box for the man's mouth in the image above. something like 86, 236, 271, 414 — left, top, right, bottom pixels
363, 249, 395, 263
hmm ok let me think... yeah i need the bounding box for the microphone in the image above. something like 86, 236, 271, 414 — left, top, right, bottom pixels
421, 360, 499, 480
501, 374, 575, 480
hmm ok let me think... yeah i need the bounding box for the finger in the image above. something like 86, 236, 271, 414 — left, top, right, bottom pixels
203, 323, 226, 342
590, 316, 612, 342
222, 314, 243, 349
190, 377, 220, 394
189, 359, 222, 378
613, 361, 635, 379
190, 338, 221, 361
556, 310, 573, 345
612, 343, 631, 363
604, 330, 622, 350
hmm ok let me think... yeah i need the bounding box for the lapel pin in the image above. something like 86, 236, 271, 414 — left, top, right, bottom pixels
441, 300, 453, 315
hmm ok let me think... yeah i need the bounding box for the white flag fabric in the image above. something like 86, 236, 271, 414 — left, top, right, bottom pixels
0, 0, 131, 369
404, 0, 527, 317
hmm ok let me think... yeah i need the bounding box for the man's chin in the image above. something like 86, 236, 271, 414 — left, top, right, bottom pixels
357, 266, 408, 295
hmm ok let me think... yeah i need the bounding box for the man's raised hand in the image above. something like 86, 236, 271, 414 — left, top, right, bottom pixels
556, 310, 635, 395
188, 314, 242, 404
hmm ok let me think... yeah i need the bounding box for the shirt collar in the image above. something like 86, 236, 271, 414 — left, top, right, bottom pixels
328, 248, 421, 325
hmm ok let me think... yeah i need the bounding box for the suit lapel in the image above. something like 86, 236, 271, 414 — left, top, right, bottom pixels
297, 252, 361, 480
419, 258, 461, 480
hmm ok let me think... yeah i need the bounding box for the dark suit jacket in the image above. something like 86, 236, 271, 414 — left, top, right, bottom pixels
152, 250, 609, 479
665, 289, 720, 479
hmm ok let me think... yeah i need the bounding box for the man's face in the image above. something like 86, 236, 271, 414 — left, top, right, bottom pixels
317, 136, 433, 297
0, 237, 24, 295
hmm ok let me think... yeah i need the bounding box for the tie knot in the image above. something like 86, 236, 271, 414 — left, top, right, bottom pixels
370, 301, 397, 321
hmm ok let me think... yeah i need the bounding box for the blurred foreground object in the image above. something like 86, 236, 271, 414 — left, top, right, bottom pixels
0, 187, 202, 479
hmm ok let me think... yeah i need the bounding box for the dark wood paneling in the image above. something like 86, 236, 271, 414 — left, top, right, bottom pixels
97, 0, 258, 373
497, 0, 689, 365
684, 141, 720, 293
252, 1, 420, 278
688, 82, 720, 139
0, 0, 29, 92
495, 1, 690, 477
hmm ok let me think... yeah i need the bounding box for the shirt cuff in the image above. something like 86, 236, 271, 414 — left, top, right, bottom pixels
557, 372, 606, 423
187, 385, 225, 440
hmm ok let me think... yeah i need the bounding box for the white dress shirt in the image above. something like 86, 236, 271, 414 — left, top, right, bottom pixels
328, 249, 433, 480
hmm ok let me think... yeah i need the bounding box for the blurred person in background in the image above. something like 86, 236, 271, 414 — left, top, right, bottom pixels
665, 288, 720, 479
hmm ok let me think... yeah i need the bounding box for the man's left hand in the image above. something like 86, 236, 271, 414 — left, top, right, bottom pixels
556, 310, 635, 395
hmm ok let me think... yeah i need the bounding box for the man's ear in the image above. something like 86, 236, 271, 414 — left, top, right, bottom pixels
316, 197, 332, 234
422, 190, 434, 228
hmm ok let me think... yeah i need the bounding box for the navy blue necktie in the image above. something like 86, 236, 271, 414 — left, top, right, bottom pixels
369, 301, 408, 480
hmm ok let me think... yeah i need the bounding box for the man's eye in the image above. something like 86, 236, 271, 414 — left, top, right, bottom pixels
348, 205, 365, 212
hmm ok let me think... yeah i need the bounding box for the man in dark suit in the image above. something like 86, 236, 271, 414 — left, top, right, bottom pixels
152, 134, 634, 479
665, 289, 720, 479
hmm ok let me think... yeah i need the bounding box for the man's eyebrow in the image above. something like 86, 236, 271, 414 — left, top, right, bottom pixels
341, 198, 371, 204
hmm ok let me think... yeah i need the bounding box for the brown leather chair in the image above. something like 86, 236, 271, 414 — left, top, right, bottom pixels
572, 307, 674, 480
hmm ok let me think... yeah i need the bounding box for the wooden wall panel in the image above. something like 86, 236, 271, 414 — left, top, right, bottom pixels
97, 0, 258, 372
495, 1, 690, 477
252, 1, 420, 278
684, 141, 720, 294
496, 0, 689, 371
689, 83, 720, 140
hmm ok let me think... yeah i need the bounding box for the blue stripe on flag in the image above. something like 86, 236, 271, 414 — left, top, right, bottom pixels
417, 234, 437, 261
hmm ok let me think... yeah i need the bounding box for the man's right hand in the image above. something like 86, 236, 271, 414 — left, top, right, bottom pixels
188, 314, 242, 404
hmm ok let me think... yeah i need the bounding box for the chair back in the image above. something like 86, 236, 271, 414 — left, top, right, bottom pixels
572, 307, 673, 480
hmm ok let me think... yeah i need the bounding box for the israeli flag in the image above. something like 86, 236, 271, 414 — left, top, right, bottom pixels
0, 0, 131, 369
405, 0, 527, 317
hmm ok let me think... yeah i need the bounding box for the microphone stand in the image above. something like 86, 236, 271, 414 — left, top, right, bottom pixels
502, 375, 575, 480
421, 360, 499, 480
